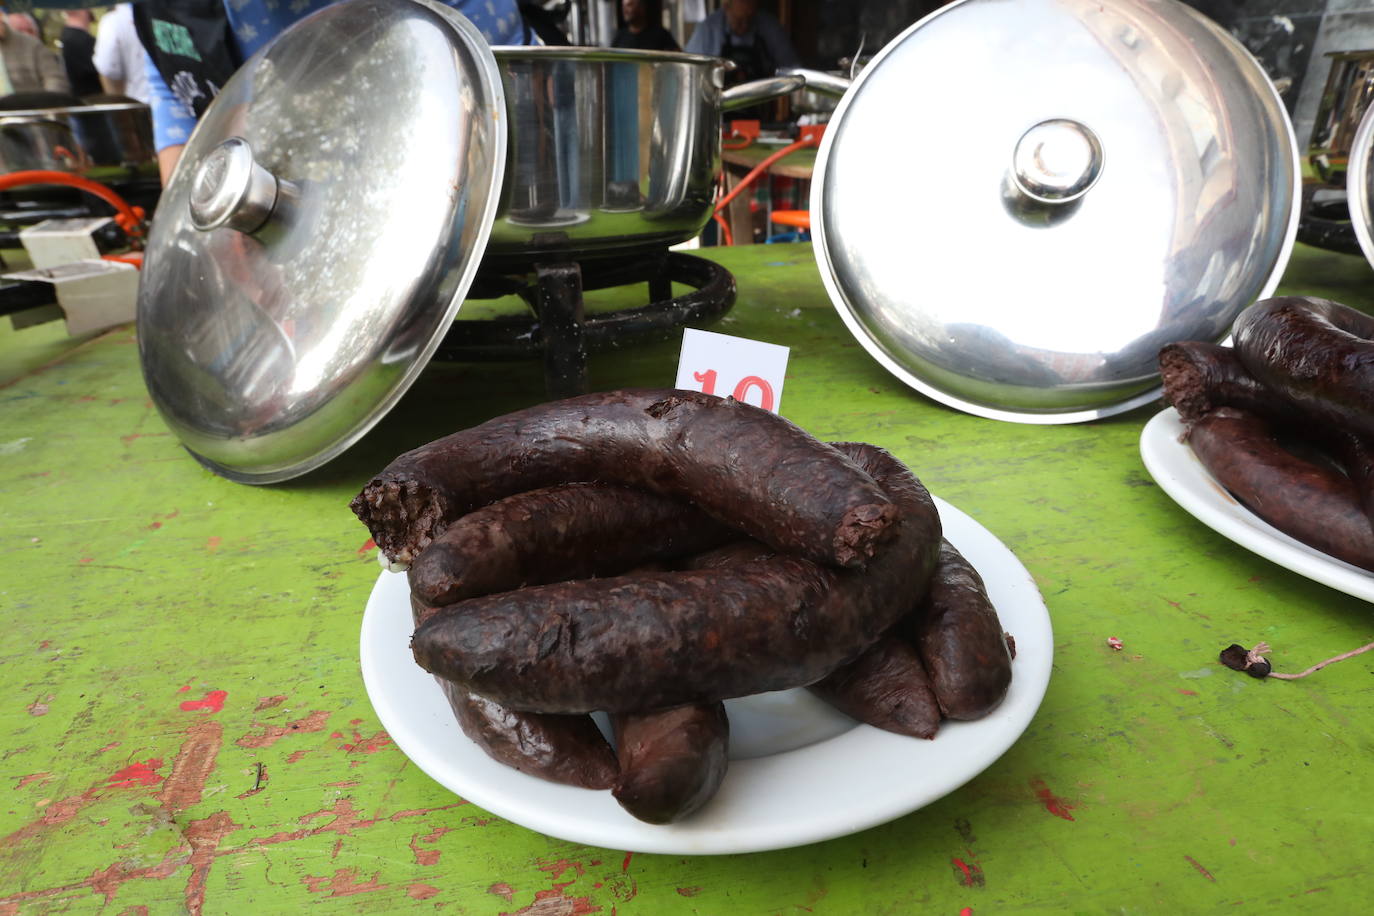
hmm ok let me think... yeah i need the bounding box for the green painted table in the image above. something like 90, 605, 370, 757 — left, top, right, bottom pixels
2, 242, 1373, 914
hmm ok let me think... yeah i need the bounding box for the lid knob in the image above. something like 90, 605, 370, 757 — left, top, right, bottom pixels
1011, 119, 1104, 204
189, 137, 289, 234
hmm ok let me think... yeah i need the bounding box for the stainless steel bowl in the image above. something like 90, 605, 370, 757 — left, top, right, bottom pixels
809, 0, 1299, 423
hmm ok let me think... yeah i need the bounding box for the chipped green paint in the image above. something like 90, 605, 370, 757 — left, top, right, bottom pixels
1, 243, 1372, 913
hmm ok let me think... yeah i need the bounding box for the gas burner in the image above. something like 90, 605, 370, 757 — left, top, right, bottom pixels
433, 250, 736, 398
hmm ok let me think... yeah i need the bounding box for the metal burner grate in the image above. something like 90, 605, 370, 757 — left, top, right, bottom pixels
434, 251, 736, 399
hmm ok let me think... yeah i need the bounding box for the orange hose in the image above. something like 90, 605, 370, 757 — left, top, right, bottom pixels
713, 137, 818, 216
0, 170, 147, 240
712, 211, 734, 246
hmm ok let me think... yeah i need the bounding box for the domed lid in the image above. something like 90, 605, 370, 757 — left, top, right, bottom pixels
812, 0, 1300, 423
136, 0, 507, 481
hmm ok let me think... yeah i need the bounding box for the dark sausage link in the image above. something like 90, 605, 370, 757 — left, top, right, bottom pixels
1186, 407, 1374, 572
1233, 296, 1374, 440
681, 529, 942, 738
437, 678, 620, 790
808, 635, 941, 739
1159, 339, 1374, 524
909, 539, 1013, 721
611, 703, 730, 824
351, 389, 896, 568
408, 482, 735, 606
1159, 340, 1305, 427
410, 594, 619, 789
410, 443, 941, 714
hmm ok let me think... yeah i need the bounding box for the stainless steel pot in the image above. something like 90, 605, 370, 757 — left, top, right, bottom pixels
0, 102, 156, 180
488, 48, 797, 263
137, 0, 798, 483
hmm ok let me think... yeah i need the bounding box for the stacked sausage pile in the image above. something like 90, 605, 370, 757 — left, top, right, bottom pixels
351, 389, 1014, 824
1159, 296, 1374, 571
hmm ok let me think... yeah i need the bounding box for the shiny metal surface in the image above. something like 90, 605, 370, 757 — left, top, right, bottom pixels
1344, 101, 1374, 271
812, 0, 1299, 424
0, 102, 156, 178
485, 47, 793, 262
1011, 119, 1103, 204
188, 138, 280, 234
136, 0, 506, 482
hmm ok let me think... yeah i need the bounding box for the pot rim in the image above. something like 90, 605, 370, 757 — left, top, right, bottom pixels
0, 102, 151, 118
491, 45, 731, 68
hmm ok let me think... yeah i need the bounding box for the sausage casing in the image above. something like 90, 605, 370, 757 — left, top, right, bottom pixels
408, 482, 734, 606
352, 389, 896, 568
909, 539, 1013, 721
410, 443, 941, 713
611, 703, 730, 824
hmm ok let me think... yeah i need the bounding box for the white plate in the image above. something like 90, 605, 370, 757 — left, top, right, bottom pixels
1140, 408, 1374, 603
359, 495, 1053, 855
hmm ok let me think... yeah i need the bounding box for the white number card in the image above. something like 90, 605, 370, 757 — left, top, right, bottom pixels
675, 328, 790, 413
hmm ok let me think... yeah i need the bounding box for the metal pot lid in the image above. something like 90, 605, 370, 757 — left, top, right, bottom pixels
812, 0, 1299, 424
136, 0, 506, 482
1346, 101, 1374, 271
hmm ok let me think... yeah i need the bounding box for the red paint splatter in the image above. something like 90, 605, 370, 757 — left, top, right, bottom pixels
206, 536, 222, 553
301, 868, 388, 897
489, 882, 515, 902
960, 909, 974, 916
177, 686, 191, 693
1029, 778, 1076, 821
537, 859, 586, 881
287, 751, 309, 764
15, 773, 51, 788
676, 887, 702, 897
357, 538, 376, 556
79, 557, 93, 565
107, 759, 164, 788
510, 888, 601, 916
98, 742, 120, 753
407, 884, 440, 900
26, 699, 48, 717
148, 521, 163, 530
38, 641, 51, 650
622, 851, 633, 872
235, 710, 331, 748
1178, 689, 1198, 696
951, 857, 985, 887
337, 728, 392, 755
180, 690, 227, 713
1184, 855, 1215, 881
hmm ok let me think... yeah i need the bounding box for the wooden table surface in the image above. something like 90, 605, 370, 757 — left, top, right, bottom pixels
2, 240, 1373, 913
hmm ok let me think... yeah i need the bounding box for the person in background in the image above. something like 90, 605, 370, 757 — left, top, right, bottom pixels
93, 3, 149, 102
613, 0, 679, 52
683, 0, 798, 78
7, 10, 38, 39
60, 8, 102, 97
136, 0, 532, 185
0, 9, 69, 95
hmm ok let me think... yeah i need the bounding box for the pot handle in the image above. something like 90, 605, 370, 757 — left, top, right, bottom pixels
721, 74, 805, 112
777, 68, 852, 99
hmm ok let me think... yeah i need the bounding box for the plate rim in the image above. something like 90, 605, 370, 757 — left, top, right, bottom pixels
359, 494, 1054, 854
1139, 406, 1374, 603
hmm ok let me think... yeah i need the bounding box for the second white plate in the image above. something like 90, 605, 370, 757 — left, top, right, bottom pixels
1140, 407, 1374, 603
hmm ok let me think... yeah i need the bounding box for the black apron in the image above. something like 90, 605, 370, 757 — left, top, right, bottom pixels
719, 31, 774, 122
133, 0, 241, 122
